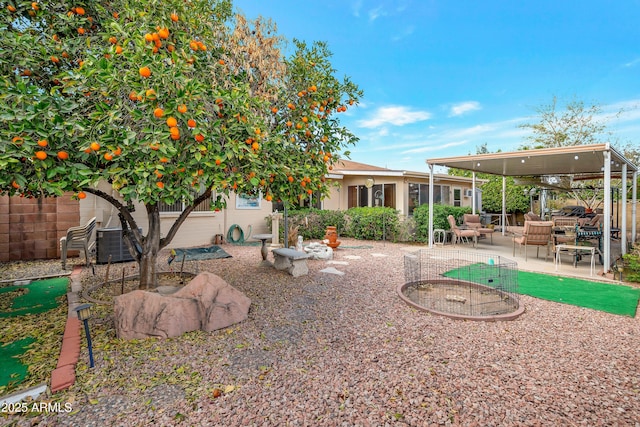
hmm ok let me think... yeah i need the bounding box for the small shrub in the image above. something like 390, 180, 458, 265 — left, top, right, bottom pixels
343, 207, 399, 241
413, 204, 471, 242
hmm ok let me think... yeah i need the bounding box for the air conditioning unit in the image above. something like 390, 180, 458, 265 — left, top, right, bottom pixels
96, 227, 137, 264
464, 189, 473, 197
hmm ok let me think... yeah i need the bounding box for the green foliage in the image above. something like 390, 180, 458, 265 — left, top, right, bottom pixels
519, 96, 614, 149
622, 249, 640, 283
412, 204, 470, 242
480, 176, 531, 213
267, 208, 347, 241
0, 0, 362, 286
343, 207, 399, 241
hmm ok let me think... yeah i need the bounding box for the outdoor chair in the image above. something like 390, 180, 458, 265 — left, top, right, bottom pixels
60, 217, 96, 269
552, 216, 580, 228
512, 220, 553, 261
524, 212, 542, 222
463, 213, 494, 244
447, 215, 479, 247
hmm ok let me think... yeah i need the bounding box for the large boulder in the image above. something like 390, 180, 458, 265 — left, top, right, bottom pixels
114, 272, 251, 339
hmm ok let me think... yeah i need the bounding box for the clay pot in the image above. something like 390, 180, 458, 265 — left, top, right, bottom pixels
324, 226, 341, 249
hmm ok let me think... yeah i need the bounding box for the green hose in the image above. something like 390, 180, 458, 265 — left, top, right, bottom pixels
227, 224, 245, 244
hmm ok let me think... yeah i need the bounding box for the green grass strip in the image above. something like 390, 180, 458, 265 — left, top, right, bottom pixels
444, 264, 640, 317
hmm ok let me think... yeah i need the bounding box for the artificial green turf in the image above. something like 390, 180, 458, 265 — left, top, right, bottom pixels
444, 264, 640, 317
0, 337, 35, 389
0, 277, 69, 318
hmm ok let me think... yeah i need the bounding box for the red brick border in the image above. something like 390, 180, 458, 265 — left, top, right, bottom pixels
51, 266, 84, 393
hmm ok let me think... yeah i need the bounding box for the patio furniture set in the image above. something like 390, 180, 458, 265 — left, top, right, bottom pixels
441, 212, 604, 276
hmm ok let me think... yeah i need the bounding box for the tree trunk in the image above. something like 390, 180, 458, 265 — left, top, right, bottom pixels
138, 206, 162, 289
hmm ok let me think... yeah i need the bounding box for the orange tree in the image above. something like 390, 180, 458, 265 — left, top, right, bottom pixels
0, 0, 361, 288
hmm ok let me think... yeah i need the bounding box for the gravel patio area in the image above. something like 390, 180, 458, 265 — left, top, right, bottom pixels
2, 238, 640, 426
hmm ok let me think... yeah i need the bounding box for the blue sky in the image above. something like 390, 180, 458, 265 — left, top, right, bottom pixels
233, 0, 640, 172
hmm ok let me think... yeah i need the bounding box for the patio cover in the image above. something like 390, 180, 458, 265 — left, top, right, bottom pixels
426, 143, 638, 272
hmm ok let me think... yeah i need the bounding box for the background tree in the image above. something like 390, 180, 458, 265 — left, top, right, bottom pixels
448, 144, 530, 213
518, 96, 619, 149
0, 0, 361, 288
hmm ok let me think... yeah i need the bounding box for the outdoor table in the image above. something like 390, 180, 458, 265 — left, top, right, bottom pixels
554, 244, 600, 276
251, 233, 273, 261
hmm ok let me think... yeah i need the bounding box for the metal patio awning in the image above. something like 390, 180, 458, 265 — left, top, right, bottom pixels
425, 143, 638, 273
426, 144, 637, 177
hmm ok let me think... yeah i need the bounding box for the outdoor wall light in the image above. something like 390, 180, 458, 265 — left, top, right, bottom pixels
75, 303, 95, 368
521, 159, 525, 163
574, 155, 579, 160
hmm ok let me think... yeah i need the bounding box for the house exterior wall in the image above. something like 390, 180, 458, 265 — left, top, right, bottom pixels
79, 182, 273, 249
323, 175, 475, 217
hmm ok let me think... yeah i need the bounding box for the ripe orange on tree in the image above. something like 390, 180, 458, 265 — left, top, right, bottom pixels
51, 56, 60, 64
7, 5, 16, 12
158, 28, 169, 39
287, 175, 294, 183
265, 194, 273, 202
35, 151, 47, 160
77, 27, 85, 35
218, 59, 225, 65
187, 119, 196, 128
37, 139, 48, 147
115, 46, 123, 54
252, 142, 259, 150
215, 158, 221, 166
195, 134, 205, 142
156, 181, 164, 189
177, 104, 187, 114
57, 151, 69, 160
108, 36, 117, 44
153, 108, 164, 118
113, 147, 122, 156
77, 191, 87, 199
170, 13, 179, 22
166, 117, 177, 127
90, 142, 100, 151
139, 66, 151, 78
11, 181, 20, 189
271, 107, 278, 113
159, 157, 169, 163
104, 153, 113, 161
75, 6, 85, 15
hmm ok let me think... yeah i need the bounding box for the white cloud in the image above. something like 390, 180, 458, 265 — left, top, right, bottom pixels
402, 140, 469, 154
368, 6, 387, 22
351, 0, 362, 17
357, 105, 432, 128
449, 101, 481, 117
392, 25, 415, 42
623, 58, 640, 68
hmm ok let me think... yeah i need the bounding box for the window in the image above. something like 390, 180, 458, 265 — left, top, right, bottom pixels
372, 184, 395, 209
453, 187, 461, 207
348, 185, 369, 208
159, 187, 215, 214
408, 183, 451, 215
301, 191, 322, 209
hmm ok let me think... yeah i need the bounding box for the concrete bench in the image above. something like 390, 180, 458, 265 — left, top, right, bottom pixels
272, 248, 310, 277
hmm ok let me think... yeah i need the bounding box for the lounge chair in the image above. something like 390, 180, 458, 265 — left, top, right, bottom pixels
447, 215, 479, 247
512, 220, 553, 261
463, 213, 495, 244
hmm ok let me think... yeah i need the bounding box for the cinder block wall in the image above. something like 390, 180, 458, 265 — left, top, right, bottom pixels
0, 194, 80, 262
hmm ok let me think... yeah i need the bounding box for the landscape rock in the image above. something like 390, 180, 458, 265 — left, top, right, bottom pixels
113, 272, 251, 339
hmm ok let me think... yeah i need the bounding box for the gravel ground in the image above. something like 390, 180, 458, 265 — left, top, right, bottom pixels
2, 239, 640, 426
